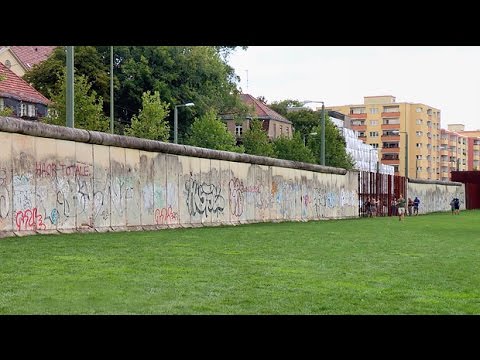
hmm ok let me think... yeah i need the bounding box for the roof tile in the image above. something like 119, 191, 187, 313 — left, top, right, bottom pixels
0, 62, 50, 105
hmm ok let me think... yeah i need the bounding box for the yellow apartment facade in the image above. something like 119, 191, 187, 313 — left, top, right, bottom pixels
327, 95, 441, 179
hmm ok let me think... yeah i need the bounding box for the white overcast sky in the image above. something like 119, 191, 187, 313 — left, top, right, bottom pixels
227, 46, 480, 131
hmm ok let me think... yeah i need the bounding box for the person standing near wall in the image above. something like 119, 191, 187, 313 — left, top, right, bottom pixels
397, 194, 406, 221
454, 197, 460, 215
407, 197, 413, 216
413, 196, 420, 215
450, 198, 456, 215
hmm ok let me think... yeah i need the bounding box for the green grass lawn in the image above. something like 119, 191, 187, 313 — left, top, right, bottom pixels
1, 210, 480, 314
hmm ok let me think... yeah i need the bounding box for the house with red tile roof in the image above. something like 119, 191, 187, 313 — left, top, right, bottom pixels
0, 62, 50, 120
0, 46, 56, 77
221, 94, 293, 142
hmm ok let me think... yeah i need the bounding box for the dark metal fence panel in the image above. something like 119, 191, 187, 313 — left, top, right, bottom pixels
358, 171, 406, 217
451, 171, 480, 210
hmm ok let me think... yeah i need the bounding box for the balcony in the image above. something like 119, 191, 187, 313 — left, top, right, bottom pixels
381, 112, 400, 117
381, 124, 399, 131
382, 147, 400, 153
381, 135, 400, 141
441, 171, 449, 178
440, 149, 448, 156
440, 161, 449, 167
474, 144, 480, 151
351, 125, 367, 132
381, 159, 399, 165
350, 113, 367, 119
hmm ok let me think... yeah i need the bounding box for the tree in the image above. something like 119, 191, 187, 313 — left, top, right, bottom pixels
124, 91, 170, 141
242, 119, 275, 157
44, 71, 109, 132
24, 46, 113, 112
307, 113, 355, 169
185, 109, 243, 152
284, 109, 320, 144
101, 46, 246, 136
23, 46, 246, 136
269, 99, 304, 117
273, 132, 316, 163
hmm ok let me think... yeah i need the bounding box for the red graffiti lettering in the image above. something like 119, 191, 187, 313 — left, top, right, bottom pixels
154, 206, 178, 225
15, 208, 47, 231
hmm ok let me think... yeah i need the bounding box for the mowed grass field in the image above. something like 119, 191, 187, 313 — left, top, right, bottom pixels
1, 210, 480, 314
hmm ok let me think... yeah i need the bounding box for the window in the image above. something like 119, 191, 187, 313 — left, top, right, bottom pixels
427, 109, 432, 115
27, 104, 36, 117
393, 165, 399, 173
383, 106, 400, 113
369, 108, 379, 114
235, 125, 243, 137
351, 107, 366, 114
416, 119, 423, 125
0, 98, 3, 111
286, 127, 289, 137
371, 143, 379, 148
358, 131, 365, 137
416, 143, 422, 148
5, 59, 11, 68
370, 120, 378, 125
369, 131, 379, 137
416, 155, 423, 160
20, 103, 27, 117
416, 131, 423, 136
416, 107, 423, 113
279, 125, 283, 135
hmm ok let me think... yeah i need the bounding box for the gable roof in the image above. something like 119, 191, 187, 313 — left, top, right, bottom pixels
240, 94, 292, 124
0, 62, 50, 105
9, 46, 57, 70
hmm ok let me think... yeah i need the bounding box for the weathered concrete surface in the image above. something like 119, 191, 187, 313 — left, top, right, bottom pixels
0, 116, 461, 239
0, 132, 12, 233
408, 180, 465, 214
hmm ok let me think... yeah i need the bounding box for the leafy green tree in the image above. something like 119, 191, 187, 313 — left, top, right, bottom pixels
185, 109, 243, 152
307, 113, 355, 169
269, 99, 304, 117
24, 46, 113, 111
242, 119, 275, 157
24, 46, 247, 137
101, 46, 246, 136
44, 71, 109, 132
284, 109, 321, 144
273, 132, 316, 163
124, 91, 170, 141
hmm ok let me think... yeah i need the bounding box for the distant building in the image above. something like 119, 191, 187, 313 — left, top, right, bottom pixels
328, 95, 441, 179
329, 110, 394, 175
0, 62, 50, 120
221, 94, 293, 143
0, 46, 56, 77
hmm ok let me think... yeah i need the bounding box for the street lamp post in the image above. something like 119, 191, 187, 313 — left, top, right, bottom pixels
298, 100, 325, 165
66, 46, 74, 128
398, 131, 409, 179
174, 102, 195, 144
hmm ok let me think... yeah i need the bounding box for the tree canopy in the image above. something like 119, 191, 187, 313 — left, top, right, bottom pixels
24, 46, 247, 139
124, 91, 170, 141
242, 119, 275, 157
185, 109, 242, 152
273, 132, 316, 163
43, 71, 109, 132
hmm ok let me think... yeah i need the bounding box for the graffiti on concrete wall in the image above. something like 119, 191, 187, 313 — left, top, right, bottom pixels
184, 175, 225, 217
0, 167, 10, 220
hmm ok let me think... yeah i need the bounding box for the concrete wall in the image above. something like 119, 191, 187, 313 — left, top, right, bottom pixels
0, 117, 359, 238
408, 179, 465, 214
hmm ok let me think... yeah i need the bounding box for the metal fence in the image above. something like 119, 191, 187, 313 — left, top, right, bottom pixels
358, 171, 406, 217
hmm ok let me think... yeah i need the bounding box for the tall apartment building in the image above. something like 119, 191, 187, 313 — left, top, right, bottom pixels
443, 124, 480, 175
327, 95, 441, 179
